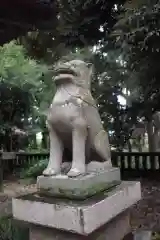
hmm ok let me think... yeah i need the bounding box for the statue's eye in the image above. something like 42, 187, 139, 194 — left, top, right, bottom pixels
87, 63, 92, 68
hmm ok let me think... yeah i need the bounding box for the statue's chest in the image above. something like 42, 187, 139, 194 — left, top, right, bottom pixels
53, 85, 79, 104
48, 85, 84, 126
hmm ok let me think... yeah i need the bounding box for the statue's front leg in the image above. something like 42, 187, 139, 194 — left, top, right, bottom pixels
43, 123, 63, 176
67, 118, 87, 177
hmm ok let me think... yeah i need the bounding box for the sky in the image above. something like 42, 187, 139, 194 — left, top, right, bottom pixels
118, 95, 126, 106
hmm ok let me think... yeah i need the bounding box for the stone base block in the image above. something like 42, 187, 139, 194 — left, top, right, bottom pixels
37, 167, 120, 199
12, 181, 141, 235
29, 210, 131, 240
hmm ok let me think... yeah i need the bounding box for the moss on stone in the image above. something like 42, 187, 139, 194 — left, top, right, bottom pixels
39, 180, 121, 200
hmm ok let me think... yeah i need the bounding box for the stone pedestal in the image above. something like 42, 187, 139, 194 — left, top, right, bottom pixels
12, 181, 141, 239
37, 167, 120, 199
29, 210, 131, 240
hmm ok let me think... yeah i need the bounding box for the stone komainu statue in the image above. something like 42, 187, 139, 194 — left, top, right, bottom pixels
43, 60, 112, 177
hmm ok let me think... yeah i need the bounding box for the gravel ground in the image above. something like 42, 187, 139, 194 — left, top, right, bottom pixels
130, 179, 160, 232
0, 180, 37, 218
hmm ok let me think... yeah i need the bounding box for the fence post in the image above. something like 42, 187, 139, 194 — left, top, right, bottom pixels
0, 152, 3, 191
133, 231, 152, 240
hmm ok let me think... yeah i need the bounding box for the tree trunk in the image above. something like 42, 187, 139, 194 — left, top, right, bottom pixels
33, 135, 37, 149
10, 132, 13, 151
138, 137, 143, 152
42, 131, 47, 149
147, 120, 155, 152
5, 129, 11, 152
127, 140, 132, 152
0, 155, 3, 192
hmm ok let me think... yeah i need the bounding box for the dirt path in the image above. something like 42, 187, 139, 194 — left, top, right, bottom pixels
0, 180, 37, 217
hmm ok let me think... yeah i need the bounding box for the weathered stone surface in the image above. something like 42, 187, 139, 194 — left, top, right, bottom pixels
12, 181, 141, 235
43, 60, 112, 177
29, 210, 131, 240
37, 167, 120, 199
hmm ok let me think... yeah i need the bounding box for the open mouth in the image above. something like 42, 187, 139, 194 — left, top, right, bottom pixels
54, 68, 77, 77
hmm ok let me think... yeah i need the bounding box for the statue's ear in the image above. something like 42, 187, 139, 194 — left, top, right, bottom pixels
87, 63, 93, 77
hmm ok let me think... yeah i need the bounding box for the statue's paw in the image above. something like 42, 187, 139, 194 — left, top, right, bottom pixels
67, 168, 86, 178
43, 168, 60, 176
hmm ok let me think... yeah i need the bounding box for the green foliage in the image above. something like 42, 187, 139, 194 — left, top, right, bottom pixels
112, 0, 160, 117
19, 0, 126, 62
0, 217, 29, 240
0, 40, 52, 150
18, 0, 160, 151
18, 0, 139, 150
59, 0, 124, 46
20, 159, 48, 179
0, 41, 47, 90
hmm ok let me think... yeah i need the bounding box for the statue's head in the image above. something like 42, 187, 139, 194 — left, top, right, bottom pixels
54, 60, 93, 89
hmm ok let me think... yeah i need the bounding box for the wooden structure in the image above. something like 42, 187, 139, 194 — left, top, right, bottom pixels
2, 151, 160, 180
